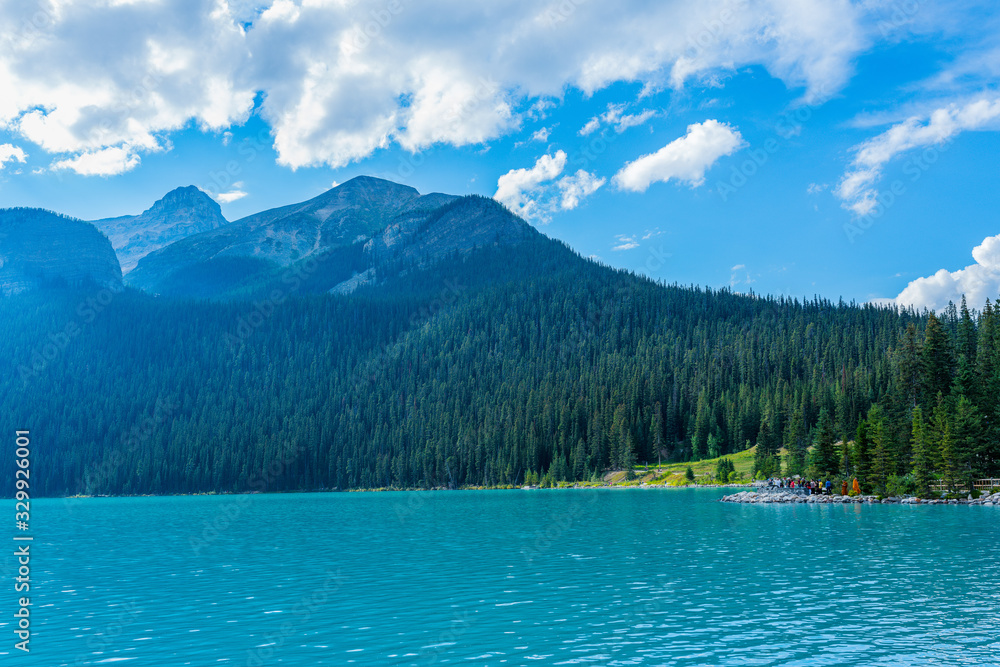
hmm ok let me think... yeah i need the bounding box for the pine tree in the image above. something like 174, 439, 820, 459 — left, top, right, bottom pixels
752, 413, 780, 478
853, 419, 871, 485
784, 409, 807, 477
952, 396, 982, 487
898, 323, 922, 409
910, 406, 934, 497
811, 408, 838, 478
623, 433, 637, 480
940, 423, 960, 494
922, 313, 955, 407
869, 412, 891, 495
650, 402, 664, 467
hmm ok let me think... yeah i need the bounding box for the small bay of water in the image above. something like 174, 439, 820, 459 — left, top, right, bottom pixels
2, 488, 999, 666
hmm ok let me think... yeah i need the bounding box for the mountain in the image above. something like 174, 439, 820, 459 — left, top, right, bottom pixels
0, 208, 122, 296
3, 175, 990, 498
92, 186, 228, 273
125, 176, 505, 298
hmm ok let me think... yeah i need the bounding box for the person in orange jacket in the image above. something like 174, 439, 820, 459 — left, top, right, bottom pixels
852, 478, 861, 495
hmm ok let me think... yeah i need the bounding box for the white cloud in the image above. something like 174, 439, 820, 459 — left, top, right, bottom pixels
837, 97, 1000, 215
613, 119, 745, 192
612, 235, 639, 251
601, 104, 657, 133
495, 151, 567, 221
51, 146, 141, 176
731, 263, 745, 271
495, 151, 602, 221
807, 182, 827, 194
613, 109, 657, 133
579, 103, 657, 138
530, 127, 551, 142
0, 143, 27, 170
0, 0, 874, 172
557, 170, 605, 210
578, 117, 601, 136
0, 0, 254, 171
889, 234, 1000, 312
215, 189, 248, 204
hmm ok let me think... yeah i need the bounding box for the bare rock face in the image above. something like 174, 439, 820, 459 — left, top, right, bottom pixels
127, 176, 435, 292
92, 186, 228, 273
0, 208, 123, 296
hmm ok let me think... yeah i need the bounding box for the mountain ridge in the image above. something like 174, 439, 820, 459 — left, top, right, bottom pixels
0, 208, 122, 295
92, 186, 229, 273
126, 176, 531, 299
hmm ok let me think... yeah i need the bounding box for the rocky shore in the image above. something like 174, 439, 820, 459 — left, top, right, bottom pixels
721, 490, 1000, 505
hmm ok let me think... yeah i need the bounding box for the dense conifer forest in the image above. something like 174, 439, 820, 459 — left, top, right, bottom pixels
1, 233, 996, 497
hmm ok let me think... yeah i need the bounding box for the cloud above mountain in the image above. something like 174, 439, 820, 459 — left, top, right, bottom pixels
495, 151, 604, 222
837, 97, 1000, 216
613, 120, 745, 191
0, 0, 870, 175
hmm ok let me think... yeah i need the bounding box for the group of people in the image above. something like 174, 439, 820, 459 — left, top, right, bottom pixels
763, 477, 862, 496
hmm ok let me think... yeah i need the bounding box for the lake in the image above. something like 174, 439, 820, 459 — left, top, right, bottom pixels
3, 488, 999, 666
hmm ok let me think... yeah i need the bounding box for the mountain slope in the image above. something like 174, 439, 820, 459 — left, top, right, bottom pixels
3, 176, 983, 498
0, 208, 122, 296
92, 186, 228, 273
126, 177, 529, 299
0, 230, 932, 496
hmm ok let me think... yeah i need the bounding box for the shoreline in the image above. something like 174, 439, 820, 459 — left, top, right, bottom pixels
14, 482, 753, 501
721, 490, 1000, 506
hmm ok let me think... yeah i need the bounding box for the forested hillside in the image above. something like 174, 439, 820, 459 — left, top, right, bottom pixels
1, 228, 951, 497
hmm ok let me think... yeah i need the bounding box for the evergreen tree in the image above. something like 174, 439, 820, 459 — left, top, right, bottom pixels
784, 409, 807, 477
952, 396, 983, 487
853, 419, 871, 486
910, 406, 934, 497
811, 408, 838, 478
869, 411, 892, 495
921, 313, 954, 407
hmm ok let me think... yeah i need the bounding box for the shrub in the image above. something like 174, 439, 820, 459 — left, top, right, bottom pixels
886, 473, 917, 497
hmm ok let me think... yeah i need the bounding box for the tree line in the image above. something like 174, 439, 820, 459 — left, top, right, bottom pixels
4, 234, 989, 497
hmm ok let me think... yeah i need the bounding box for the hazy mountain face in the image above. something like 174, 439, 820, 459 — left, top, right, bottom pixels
0, 176, 536, 300
91, 186, 229, 273
0, 208, 122, 296
125, 176, 534, 298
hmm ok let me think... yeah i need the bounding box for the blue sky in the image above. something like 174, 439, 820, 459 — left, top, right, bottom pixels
1, 0, 1000, 311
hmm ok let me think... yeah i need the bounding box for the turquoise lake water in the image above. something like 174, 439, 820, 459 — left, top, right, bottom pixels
3, 488, 999, 666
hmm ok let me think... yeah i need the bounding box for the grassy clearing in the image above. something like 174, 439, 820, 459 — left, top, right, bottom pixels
603, 446, 765, 487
